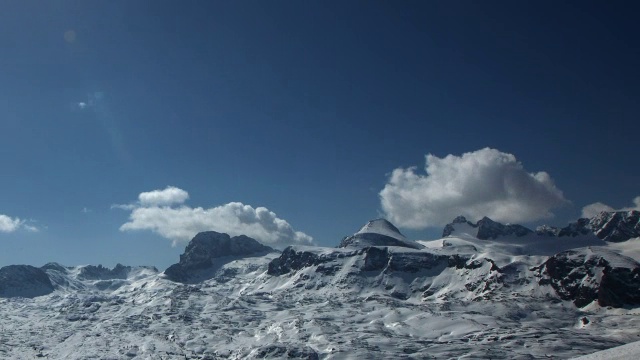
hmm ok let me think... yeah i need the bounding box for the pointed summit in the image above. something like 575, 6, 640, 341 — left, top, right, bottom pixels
355, 218, 406, 241
340, 219, 423, 249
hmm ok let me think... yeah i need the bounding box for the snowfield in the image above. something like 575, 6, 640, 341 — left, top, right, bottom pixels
1, 216, 639, 359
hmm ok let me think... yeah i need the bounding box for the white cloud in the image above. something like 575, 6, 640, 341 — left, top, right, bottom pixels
379, 148, 569, 229
0, 214, 38, 233
581, 196, 640, 218
23, 224, 40, 233
0, 215, 23, 233
117, 186, 313, 247
138, 186, 189, 207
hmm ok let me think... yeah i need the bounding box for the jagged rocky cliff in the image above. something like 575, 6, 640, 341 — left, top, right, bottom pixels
164, 231, 276, 283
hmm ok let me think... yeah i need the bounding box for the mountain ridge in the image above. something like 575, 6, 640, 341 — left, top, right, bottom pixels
443, 210, 640, 243
1, 217, 639, 358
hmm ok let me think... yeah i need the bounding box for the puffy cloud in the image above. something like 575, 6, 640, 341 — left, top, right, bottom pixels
581, 202, 615, 218
0, 214, 38, 233
118, 187, 313, 247
0, 215, 23, 233
581, 196, 640, 218
380, 148, 569, 228
138, 186, 189, 207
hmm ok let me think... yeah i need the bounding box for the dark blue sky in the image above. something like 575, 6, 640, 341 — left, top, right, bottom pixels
1, 1, 638, 269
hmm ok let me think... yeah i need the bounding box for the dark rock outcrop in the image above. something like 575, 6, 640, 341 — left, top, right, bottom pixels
443, 211, 640, 243
556, 211, 639, 242
269, 246, 462, 276
165, 231, 276, 283
589, 210, 640, 242
442, 215, 533, 240
248, 344, 319, 359
536, 247, 640, 308
268, 247, 359, 276
0, 265, 54, 298
476, 217, 533, 240
442, 216, 476, 237
557, 218, 593, 237
78, 264, 138, 280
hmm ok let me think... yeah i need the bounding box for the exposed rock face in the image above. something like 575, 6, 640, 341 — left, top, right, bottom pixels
555, 211, 639, 242
77, 264, 144, 280
476, 217, 533, 240
442, 216, 475, 237
558, 218, 594, 237
268, 245, 476, 276
589, 210, 640, 242
536, 247, 640, 308
0, 265, 54, 298
165, 231, 276, 283
339, 219, 423, 249
443, 211, 640, 243
442, 215, 533, 239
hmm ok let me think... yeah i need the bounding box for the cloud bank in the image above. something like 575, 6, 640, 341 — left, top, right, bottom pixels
117, 186, 313, 247
581, 196, 640, 218
380, 148, 569, 228
0, 214, 38, 233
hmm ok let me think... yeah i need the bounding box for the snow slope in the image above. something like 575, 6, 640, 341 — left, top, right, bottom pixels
1, 219, 639, 359
573, 340, 640, 360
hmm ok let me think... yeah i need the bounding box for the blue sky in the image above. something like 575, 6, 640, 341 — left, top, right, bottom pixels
1, 1, 638, 270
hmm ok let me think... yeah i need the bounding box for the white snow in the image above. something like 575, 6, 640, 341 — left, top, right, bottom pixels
572, 340, 640, 359
1, 224, 639, 358
355, 218, 406, 240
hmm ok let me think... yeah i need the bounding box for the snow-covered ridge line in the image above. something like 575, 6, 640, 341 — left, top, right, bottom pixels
1, 217, 639, 358
443, 210, 640, 243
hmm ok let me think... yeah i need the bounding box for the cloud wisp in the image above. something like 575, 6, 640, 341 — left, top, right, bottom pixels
116, 186, 314, 247
379, 148, 569, 229
581, 196, 640, 218
0, 214, 38, 233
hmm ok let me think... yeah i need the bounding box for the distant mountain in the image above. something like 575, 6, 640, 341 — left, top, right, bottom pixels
2, 219, 640, 358
442, 216, 532, 239
0, 265, 54, 298
443, 210, 640, 243
339, 218, 424, 249
587, 210, 640, 242
164, 231, 277, 283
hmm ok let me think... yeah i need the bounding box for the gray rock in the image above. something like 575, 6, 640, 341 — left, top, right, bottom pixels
0, 265, 54, 298
165, 231, 276, 283
442, 215, 533, 240
536, 247, 640, 308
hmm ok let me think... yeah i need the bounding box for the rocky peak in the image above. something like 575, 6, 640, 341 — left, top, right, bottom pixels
589, 210, 640, 242
164, 231, 276, 283
556, 210, 640, 242
443, 216, 533, 240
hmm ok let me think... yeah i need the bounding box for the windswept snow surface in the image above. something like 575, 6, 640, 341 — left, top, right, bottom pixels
1, 224, 640, 359
573, 340, 640, 360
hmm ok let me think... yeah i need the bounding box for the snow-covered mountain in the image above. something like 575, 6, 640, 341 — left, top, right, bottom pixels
442, 210, 640, 242
339, 218, 424, 249
1, 215, 639, 359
